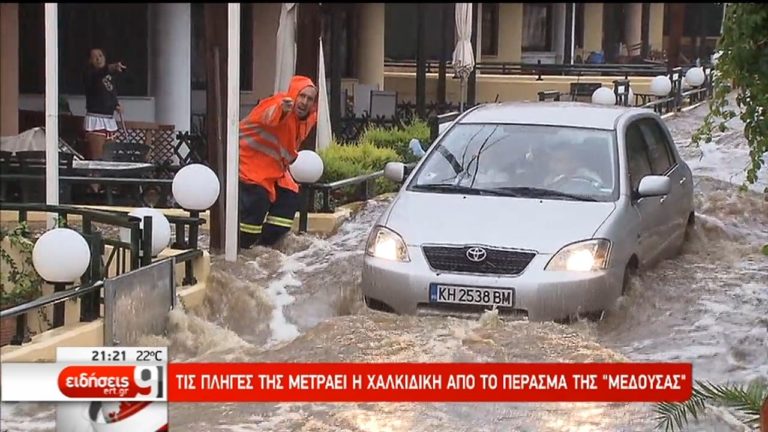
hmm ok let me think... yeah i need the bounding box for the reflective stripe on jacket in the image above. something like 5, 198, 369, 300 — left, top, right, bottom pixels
239, 75, 318, 203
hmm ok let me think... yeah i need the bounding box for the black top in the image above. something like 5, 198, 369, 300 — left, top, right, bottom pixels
84, 66, 118, 116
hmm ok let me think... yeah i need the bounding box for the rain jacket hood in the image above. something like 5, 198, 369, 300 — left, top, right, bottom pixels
238, 75, 319, 202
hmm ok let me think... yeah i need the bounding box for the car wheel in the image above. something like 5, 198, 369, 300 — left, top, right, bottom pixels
675, 212, 696, 256
622, 262, 637, 296
363, 296, 394, 313
684, 212, 696, 242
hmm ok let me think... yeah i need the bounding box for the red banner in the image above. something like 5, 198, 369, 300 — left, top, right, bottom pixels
168, 363, 692, 403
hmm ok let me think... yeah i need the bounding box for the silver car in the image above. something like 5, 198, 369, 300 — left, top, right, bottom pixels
361, 102, 695, 322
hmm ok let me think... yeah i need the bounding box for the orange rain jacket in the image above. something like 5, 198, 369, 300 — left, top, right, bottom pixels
239, 76, 318, 203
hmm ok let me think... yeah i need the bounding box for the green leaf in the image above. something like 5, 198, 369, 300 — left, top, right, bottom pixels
761, 244, 768, 256
653, 380, 768, 431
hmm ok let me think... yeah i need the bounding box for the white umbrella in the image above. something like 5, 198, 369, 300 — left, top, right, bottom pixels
315, 37, 333, 151
274, 3, 297, 93
452, 3, 475, 112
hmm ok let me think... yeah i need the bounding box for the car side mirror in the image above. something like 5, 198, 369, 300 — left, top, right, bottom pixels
637, 175, 671, 197
384, 162, 406, 183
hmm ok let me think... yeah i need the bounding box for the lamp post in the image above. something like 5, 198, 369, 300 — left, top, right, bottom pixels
289, 150, 325, 234
119, 208, 172, 261
32, 228, 91, 328
650, 75, 672, 97
685, 67, 706, 87
172, 163, 221, 247
650, 75, 673, 113
591, 87, 616, 105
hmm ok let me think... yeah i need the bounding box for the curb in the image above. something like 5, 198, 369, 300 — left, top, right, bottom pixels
660, 100, 709, 120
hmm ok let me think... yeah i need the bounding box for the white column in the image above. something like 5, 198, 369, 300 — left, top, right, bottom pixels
570, 3, 576, 64
553, 3, 566, 63
225, 3, 240, 262
475, 3, 482, 66
44, 3, 58, 227
355, 3, 385, 89
150, 3, 191, 132
624, 3, 642, 56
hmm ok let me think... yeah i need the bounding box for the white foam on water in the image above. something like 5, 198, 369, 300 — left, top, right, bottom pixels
671, 98, 768, 193
264, 267, 302, 346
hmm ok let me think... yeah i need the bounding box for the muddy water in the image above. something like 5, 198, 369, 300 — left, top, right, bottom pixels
2, 101, 766, 431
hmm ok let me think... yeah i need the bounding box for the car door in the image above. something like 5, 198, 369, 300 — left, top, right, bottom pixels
625, 121, 666, 266
637, 118, 689, 253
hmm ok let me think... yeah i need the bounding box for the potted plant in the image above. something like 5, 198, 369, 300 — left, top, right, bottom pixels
1, 223, 43, 346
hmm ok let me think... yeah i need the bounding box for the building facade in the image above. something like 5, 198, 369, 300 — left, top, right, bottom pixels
0, 3, 722, 139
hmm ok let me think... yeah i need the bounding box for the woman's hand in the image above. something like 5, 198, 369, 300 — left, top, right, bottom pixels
116, 104, 122, 113
109, 62, 127, 73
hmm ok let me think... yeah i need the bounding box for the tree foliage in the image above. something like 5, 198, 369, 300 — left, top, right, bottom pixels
654, 380, 767, 431
690, 3, 768, 189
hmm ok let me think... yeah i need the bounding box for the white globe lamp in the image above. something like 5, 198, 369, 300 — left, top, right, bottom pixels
384, 162, 406, 183
685, 67, 706, 87
650, 75, 672, 97
591, 87, 616, 105
120, 208, 172, 257
290, 150, 324, 184
172, 164, 220, 211
32, 228, 91, 283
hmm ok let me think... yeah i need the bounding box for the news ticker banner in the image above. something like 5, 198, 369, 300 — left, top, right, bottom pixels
1, 354, 693, 403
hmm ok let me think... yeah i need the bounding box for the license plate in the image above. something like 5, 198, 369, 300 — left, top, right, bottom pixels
429, 284, 515, 307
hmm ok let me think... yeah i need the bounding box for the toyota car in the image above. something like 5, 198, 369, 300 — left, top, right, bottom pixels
361, 102, 694, 322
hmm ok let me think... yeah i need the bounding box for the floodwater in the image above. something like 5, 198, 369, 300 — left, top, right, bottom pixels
2, 100, 766, 432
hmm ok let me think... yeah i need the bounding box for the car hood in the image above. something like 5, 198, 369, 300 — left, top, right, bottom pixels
384, 191, 616, 254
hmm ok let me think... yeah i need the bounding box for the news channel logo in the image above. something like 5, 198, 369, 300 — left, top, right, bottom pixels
56, 366, 167, 432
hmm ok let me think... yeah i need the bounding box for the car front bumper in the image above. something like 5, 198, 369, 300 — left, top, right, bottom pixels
361, 245, 623, 322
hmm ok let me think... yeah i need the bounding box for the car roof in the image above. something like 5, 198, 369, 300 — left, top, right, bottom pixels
458, 101, 650, 130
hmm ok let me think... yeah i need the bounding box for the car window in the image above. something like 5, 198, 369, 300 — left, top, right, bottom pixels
625, 122, 653, 192
638, 118, 675, 175
408, 123, 618, 202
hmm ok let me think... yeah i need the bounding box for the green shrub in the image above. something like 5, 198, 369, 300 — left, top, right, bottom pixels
360, 120, 431, 163
318, 141, 401, 207
318, 141, 400, 183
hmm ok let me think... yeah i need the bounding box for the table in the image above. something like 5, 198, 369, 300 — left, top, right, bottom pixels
71, 160, 156, 177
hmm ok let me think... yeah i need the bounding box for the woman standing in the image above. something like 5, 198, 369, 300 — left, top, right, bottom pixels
83, 48, 126, 160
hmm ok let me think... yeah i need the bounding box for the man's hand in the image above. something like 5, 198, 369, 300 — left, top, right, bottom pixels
281, 97, 294, 114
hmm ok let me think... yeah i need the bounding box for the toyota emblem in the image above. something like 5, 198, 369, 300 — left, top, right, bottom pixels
466, 247, 487, 262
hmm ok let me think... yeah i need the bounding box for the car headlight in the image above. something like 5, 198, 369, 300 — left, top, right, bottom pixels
366, 226, 410, 262
545, 239, 611, 271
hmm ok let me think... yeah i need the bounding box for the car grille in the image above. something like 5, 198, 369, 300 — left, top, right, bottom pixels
422, 246, 536, 275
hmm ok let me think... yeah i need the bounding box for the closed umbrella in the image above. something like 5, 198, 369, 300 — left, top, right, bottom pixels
452, 3, 475, 112
315, 37, 333, 151
274, 3, 297, 93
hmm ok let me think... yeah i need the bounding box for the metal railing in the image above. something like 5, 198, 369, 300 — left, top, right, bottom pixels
534, 66, 715, 116
0, 174, 175, 207
297, 163, 419, 232
0, 202, 205, 346
384, 59, 699, 79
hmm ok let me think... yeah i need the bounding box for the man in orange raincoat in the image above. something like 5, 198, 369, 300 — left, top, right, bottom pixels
238, 75, 318, 248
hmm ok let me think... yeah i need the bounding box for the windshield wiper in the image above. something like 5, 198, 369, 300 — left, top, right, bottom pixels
494, 187, 598, 202
412, 184, 522, 197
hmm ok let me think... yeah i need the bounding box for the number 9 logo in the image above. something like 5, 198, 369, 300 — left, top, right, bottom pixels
133, 366, 164, 399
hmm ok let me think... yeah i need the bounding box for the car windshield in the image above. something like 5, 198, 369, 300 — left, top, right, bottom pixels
408, 123, 618, 202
